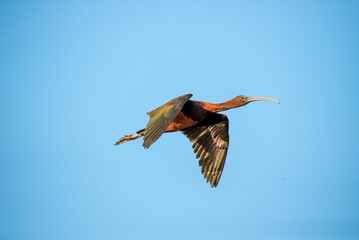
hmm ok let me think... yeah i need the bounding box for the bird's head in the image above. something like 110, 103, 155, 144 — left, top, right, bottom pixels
233, 95, 280, 107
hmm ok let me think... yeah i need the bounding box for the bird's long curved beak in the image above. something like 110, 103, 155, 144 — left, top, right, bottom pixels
247, 96, 280, 104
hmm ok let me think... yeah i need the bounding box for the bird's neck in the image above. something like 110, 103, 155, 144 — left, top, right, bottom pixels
200, 98, 241, 113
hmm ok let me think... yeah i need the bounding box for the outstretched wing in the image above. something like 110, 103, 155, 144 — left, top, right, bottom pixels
143, 94, 192, 148
182, 114, 229, 187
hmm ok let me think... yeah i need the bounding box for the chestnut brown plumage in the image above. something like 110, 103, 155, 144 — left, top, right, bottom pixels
115, 94, 279, 187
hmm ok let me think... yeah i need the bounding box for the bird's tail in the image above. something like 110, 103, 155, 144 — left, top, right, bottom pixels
114, 129, 145, 146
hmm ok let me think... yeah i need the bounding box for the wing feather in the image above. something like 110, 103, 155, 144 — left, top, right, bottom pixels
182, 114, 229, 187
143, 94, 192, 148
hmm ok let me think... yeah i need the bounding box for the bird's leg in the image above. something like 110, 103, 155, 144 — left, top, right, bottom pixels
114, 129, 145, 145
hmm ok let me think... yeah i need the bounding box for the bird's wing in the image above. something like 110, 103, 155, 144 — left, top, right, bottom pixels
182, 113, 229, 187
143, 93, 193, 148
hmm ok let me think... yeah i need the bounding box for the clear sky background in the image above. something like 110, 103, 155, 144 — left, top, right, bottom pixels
1, 1, 359, 239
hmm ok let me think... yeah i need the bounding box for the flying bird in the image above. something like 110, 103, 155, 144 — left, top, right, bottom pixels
115, 94, 279, 187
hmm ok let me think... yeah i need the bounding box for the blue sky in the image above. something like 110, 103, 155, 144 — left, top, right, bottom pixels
1, 1, 359, 239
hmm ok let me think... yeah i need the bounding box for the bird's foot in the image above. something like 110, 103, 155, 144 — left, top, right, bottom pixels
114, 133, 141, 145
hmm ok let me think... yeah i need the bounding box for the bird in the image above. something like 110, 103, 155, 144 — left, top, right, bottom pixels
114, 94, 279, 187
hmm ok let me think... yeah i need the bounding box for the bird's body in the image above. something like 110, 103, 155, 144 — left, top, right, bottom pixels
115, 94, 279, 187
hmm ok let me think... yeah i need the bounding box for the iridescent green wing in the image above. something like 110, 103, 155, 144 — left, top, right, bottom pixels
182, 114, 229, 187
143, 94, 192, 148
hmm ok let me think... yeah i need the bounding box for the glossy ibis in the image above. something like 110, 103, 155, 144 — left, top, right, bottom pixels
115, 94, 279, 187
